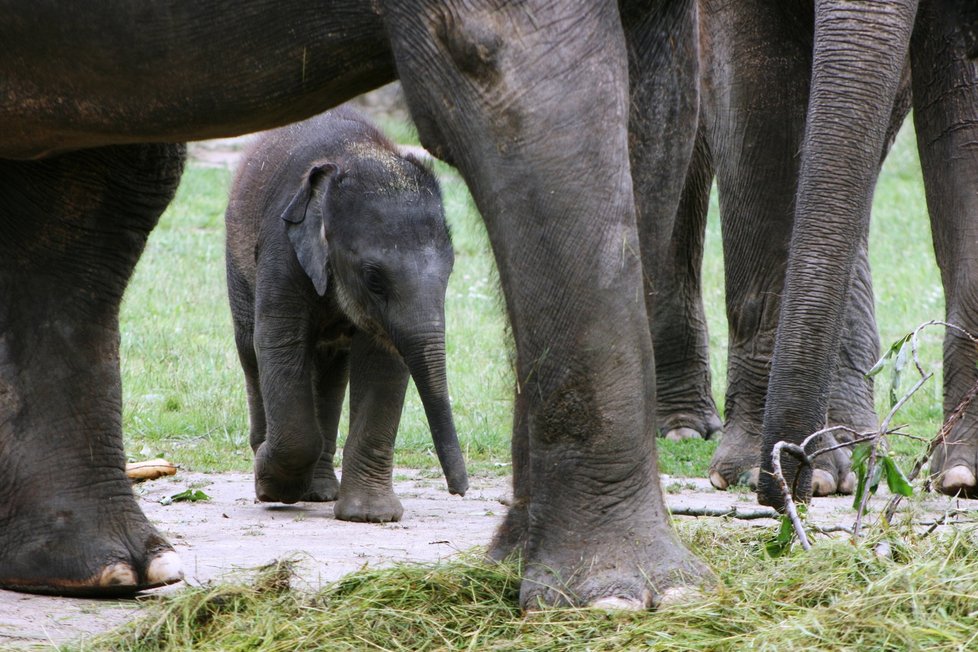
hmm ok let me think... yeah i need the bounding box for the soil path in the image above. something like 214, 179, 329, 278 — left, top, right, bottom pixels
2, 470, 971, 649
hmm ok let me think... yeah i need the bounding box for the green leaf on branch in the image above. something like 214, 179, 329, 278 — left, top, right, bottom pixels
866, 333, 912, 379
764, 514, 795, 558
851, 443, 883, 510
881, 455, 913, 497
763, 504, 807, 558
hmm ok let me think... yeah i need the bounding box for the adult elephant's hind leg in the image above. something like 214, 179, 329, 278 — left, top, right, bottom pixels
0, 145, 185, 595
385, 0, 713, 609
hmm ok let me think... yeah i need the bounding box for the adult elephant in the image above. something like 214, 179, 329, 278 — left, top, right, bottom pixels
0, 1, 712, 608
758, 0, 978, 506
650, 0, 913, 496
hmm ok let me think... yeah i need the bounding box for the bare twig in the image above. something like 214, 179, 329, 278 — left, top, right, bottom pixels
669, 505, 779, 520
770, 441, 812, 551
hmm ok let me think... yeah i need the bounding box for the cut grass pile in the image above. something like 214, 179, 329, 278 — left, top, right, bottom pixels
86, 521, 978, 651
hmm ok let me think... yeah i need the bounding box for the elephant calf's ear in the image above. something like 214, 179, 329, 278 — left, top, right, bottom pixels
280, 162, 336, 296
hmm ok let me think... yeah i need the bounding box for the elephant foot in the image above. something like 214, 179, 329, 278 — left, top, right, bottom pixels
253, 443, 314, 504
657, 401, 723, 442
302, 467, 340, 502
486, 500, 529, 562
810, 431, 857, 497
707, 421, 761, 490
930, 427, 978, 497
519, 520, 713, 611
334, 486, 403, 523
0, 493, 183, 597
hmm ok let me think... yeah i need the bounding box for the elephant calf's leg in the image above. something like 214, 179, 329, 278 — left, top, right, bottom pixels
0, 145, 185, 595
304, 348, 349, 502
333, 334, 407, 522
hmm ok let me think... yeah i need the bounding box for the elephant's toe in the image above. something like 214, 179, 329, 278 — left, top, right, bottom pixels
586, 593, 652, 611
665, 427, 704, 442
146, 550, 184, 587
811, 469, 837, 496
98, 562, 138, 588
707, 421, 762, 491
708, 469, 729, 490
938, 465, 977, 495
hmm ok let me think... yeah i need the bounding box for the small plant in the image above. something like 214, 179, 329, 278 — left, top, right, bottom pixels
766, 321, 978, 554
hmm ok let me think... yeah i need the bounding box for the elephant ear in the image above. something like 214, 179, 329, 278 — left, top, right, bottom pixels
280, 162, 336, 296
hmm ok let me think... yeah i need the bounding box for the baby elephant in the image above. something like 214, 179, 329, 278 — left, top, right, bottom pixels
225, 108, 467, 522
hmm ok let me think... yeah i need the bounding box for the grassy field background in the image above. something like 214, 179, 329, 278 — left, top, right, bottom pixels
119, 119, 943, 480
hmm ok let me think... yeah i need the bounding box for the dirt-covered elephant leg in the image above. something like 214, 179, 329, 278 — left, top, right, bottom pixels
334, 333, 409, 522
634, 68, 721, 442
911, 0, 978, 497
252, 296, 323, 504
701, 0, 815, 491
385, 0, 713, 609
305, 348, 349, 502
0, 144, 185, 595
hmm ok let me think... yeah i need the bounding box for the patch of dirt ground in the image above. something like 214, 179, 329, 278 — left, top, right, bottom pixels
2, 469, 974, 649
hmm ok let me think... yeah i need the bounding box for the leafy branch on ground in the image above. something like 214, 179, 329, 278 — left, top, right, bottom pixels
766, 320, 978, 556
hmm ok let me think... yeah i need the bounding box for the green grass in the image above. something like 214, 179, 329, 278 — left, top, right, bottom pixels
121, 119, 942, 479
84, 521, 978, 651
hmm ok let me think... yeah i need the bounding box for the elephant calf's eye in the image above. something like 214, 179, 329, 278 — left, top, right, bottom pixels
363, 267, 387, 297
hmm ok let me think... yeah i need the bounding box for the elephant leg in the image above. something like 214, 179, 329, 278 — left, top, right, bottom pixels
228, 293, 268, 457
487, 386, 530, 560
701, 0, 814, 491
0, 144, 185, 595
252, 302, 322, 504
334, 333, 408, 523
304, 347, 349, 502
633, 51, 721, 442
385, 0, 713, 609
911, 0, 978, 496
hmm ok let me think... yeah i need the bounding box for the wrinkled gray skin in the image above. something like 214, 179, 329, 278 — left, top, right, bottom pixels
758, 0, 978, 507
225, 108, 466, 523
0, 0, 715, 607
651, 0, 914, 497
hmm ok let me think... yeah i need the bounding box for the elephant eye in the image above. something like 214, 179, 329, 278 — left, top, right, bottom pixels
363, 266, 387, 297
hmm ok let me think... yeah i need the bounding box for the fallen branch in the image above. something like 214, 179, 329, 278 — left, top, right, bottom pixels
669, 505, 779, 520
770, 441, 812, 551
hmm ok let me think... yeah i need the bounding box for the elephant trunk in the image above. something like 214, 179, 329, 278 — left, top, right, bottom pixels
397, 324, 469, 496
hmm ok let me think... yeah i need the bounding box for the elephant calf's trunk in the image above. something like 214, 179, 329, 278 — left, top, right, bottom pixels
402, 335, 468, 496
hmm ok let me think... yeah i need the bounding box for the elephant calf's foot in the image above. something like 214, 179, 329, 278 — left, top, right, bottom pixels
334, 486, 403, 522
931, 431, 978, 498
302, 469, 340, 502
707, 421, 761, 490
254, 444, 315, 504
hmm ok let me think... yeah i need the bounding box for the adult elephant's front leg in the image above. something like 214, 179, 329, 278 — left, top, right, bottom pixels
911, 0, 978, 497
384, 0, 713, 609
0, 145, 184, 595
